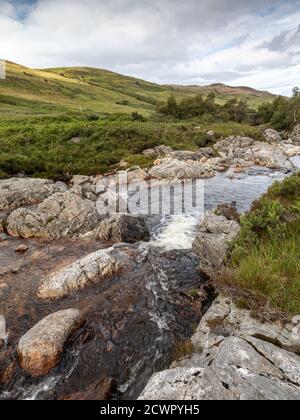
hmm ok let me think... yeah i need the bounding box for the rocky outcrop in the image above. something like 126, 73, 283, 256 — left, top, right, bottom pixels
0, 178, 67, 210
143, 145, 174, 157
17, 309, 85, 377
290, 124, 300, 145
148, 134, 299, 181
264, 129, 282, 144
37, 245, 137, 300
192, 211, 240, 277
168, 149, 215, 161
149, 158, 216, 180
139, 297, 300, 400
215, 136, 294, 171
6, 192, 101, 240
81, 214, 150, 243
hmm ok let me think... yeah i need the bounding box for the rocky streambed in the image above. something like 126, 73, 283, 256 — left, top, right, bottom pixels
1, 129, 300, 400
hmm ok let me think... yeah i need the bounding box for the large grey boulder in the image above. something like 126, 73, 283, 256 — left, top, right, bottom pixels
7, 192, 101, 240
37, 245, 136, 300
0, 178, 67, 210
139, 297, 300, 400
82, 214, 150, 244
149, 158, 216, 180
264, 129, 282, 144
192, 211, 240, 277
143, 145, 174, 157
17, 309, 84, 377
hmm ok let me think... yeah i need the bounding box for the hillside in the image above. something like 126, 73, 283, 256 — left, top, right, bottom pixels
0, 61, 274, 119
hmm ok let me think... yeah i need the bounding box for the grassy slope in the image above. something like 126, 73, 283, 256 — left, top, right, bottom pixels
0, 61, 272, 180
0, 61, 274, 119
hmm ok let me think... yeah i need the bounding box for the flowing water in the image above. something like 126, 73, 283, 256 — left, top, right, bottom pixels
153, 161, 300, 250
0, 161, 299, 400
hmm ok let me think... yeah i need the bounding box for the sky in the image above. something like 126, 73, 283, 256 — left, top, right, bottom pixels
0, 0, 300, 95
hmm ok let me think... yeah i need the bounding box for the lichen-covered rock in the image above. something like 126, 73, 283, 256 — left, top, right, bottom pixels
0, 178, 67, 210
192, 211, 240, 277
139, 297, 300, 400
17, 309, 85, 377
82, 214, 150, 244
37, 245, 136, 300
7, 192, 101, 240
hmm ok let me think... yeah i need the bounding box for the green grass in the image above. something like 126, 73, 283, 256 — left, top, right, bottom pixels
233, 221, 300, 315
0, 61, 272, 180
226, 173, 300, 316
0, 61, 274, 119
0, 112, 264, 180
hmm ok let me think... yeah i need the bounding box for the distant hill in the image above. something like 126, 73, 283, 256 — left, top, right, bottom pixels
0, 61, 275, 118
179, 82, 273, 97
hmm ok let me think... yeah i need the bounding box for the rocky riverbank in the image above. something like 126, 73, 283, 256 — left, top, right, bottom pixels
1, 127, 300, 400
140, 209, 300, 400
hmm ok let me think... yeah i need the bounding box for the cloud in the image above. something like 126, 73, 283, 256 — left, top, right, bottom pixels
1, 0, 300, 94
259, 26, 300, 52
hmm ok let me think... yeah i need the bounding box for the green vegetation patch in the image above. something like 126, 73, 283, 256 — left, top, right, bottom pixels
227, 173, 300, 316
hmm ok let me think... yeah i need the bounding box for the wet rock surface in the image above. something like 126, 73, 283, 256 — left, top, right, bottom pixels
17, 309, 85, 377
0, 236, 206, 400
140, 297, 300, 400
82, 214, 150, 244
37, 245, 138, 300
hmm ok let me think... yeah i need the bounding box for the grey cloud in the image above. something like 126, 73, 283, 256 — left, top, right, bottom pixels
1, 0, 300, 93
259, 25, 300, 52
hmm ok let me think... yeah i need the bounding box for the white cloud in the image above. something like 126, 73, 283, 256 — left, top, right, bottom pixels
0, 0, 300, 94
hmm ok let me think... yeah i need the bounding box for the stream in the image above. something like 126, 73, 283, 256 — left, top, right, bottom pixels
0, 159, 299, 400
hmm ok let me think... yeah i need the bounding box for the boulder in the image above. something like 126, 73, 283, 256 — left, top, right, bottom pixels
70, 175, 99, 201
15, 244, 29, 253
264, 129, 282, 144
149, 158, 215, 180
192, 211, 240, 277
207, 130, 215, 137
168, 150, 213, 161
17, 309, 85, 377
143, 145, 173, 157
7, 192, 101, 240
37, 246, 136, 300
290, 124, 300, 145
82, 214, 150, 244
282, 145, 300, 157
0, 178, 67, 210
139, 297, 300, 400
